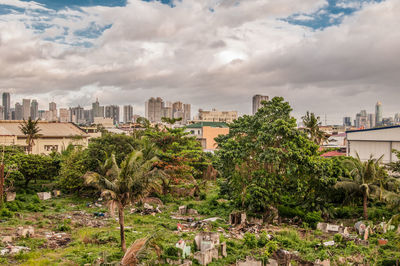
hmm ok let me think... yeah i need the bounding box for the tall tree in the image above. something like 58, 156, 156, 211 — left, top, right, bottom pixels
84, 146, 161, 252
215, 97, 334, 214
335, 154, 386, 220
19, 118, 41, 154
302, 111, 327, 145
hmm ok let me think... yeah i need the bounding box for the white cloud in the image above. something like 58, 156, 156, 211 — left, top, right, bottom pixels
0, 0, 398, 123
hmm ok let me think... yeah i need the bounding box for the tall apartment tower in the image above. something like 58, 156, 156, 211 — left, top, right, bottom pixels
343, 117, 352, 127
0, 106, 4, 120
30, 100, 39, 120
375, 101, 382, 126
49, 102, 57, 121
2, 92, 10, 120
92, 98, 104, 118
22, 99, 31, 120
183, 104, 191, 124
59, 108, 69, 122
15, 103, 23, 120
105, 105, 120, 125
252, 95, 269, 115
123, 105, 133, 123
145, 97, 163, 123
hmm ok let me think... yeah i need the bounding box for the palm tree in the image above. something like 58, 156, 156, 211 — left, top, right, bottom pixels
334, 154, 385, 220
302, 111, 327, 145
19, 118, 41, 154
84, 147, 161, 252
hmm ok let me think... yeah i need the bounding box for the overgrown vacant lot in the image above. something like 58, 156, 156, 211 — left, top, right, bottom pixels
1, 188, 400, 265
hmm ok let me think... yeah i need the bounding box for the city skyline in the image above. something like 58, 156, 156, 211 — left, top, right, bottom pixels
0, 1, 399, 124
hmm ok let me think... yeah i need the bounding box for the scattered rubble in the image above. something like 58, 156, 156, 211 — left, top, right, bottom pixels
178, 205, 198, 216
53, 190, 61, 197
6, 192, 16, 202
44, 232, 71, 248
1, 236, 13, 244
316, 222, 350, 235
315, 259, 330, 266
17, 226, 35, 238
0, 245, 30, 256
236, 257, 262, 266
37, 192, 52, 200
230, 211, 247, 225
193, 232, 226, 265
175, 239, 191, 258
378, 239, 388, 246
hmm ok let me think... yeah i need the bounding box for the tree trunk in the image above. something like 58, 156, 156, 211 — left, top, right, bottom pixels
363, 191, 368, 220
118, 204, 126, 252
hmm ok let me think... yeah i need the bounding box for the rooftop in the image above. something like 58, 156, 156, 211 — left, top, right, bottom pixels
0, 121, 89, 137
186, 122, 229, 129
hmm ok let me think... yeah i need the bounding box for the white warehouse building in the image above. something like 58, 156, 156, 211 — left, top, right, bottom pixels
346, 126, 400, 163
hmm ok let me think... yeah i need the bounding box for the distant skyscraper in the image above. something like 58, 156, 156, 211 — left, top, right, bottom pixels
22, 99, 31, 120
59, 108, 69, 122
69, 106, 85, 124
0, 106, 4, 121
2, 92, 10, 120
183, 104, 191, 124
30, 100, 39, 120
92, 98, 104, 118
105, 105, 120, 125
252, 95, 269, 115
15, 103, 23, 120
123, 105, 133, 123
368, 113, 376, 128
343, 117, 352, 127
145, 97, 163, 123
375, 101, 382, 126
355, 110, 368, 128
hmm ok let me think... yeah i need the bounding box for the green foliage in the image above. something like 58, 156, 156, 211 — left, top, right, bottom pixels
301, 111, 328, 145
304, 211, 323, 229
215, 97, 336, 214
164, 246, 180, 258
0, 207, 14, 218
243, 232, 257, 248
57, 146, 88, 193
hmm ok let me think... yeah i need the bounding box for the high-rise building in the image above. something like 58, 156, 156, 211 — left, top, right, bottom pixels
92, 98, 104, 118
2, 92, 10, 120
14, 103, 23, 120
0, 106, 4, 121
123, 105, 133, 123
343, 117, 352, 127
105, 105, 120, 125
183, 104, 191, 124
252, 95, 269, 115
355, 110, 368, 128
368, 113, 376, 128
59, 108, 69, 122
145, 97, 163, 123
30, 100, 39, 120
22, 99, 31, 120
375, 101, 382, 126
69, 106, 85, 124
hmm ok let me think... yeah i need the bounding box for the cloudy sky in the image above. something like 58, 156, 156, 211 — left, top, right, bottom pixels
0, 0, 398, 124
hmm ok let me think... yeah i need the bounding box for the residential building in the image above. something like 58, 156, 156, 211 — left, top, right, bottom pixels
105, 105, 120, 125
93, 117, 114, 127
368, 113, 376, 128
185, 122, 229, 151
343, 117, 352, 127
355, 110, 368, 129
69, 106, 85, 124
30, 100, 39, 120
183, 104, 191, 123
195, 109, 238, 123
0, 106, 4, 121
252, 95, 269, 115
92, 98, 104, 118
2, 92, 10, 120
22, 99, 30, 120
145, 97, 163, 123
0, 121, 89, 154
59, 108, 69, 122
346, 125, 400, 163
14, 103, 23, 120
49, 102, 57, 121
375, 101, 382, 126
123, 105, 133, 123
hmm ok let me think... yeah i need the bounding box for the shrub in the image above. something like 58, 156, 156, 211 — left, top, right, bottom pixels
0, 208, 14, 218
258, 231, 270, 247
164, 246, 180, 258
304, 211, 323, 229
333, 233, 343, 243
278, 205, 305, 219
243, 232, 257, 248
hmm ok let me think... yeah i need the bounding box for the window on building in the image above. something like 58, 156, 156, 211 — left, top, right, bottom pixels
190, 130, 195, 134
44, 145, 58, 152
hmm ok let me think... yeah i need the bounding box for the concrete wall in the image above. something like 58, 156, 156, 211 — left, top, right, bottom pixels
15, 137, 89, 155
202, 126, 229, 150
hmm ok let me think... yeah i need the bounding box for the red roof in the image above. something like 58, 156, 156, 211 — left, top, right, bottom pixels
321, 150, 346, 157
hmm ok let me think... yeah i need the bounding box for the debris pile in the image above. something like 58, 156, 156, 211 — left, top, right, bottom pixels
44, 232, 71, 248
178, 205, 198, 215
0, 245, 30, 256
193, 232, 226, 265
37, 192, 52, 201
17, 226, 35, 238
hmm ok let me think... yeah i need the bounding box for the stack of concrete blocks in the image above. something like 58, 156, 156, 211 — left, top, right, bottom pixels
229, 211, 247, 225
37, 192, 52, 200
6, 192, 16, 202
193, 232, 227, 265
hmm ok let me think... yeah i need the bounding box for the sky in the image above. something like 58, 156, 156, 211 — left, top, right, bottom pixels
0, 0, 398, 124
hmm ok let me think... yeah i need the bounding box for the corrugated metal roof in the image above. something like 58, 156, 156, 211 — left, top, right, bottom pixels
0, 121, 89, 137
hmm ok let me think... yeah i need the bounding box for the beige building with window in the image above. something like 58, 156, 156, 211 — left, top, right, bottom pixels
185, 122, 229, 151
194, 109, 238, 123
0, 121, 89, 154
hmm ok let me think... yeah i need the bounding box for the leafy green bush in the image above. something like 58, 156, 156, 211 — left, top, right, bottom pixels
304, 211, 323, 229
243, 232, 257, 248
278, 205, 305, 219
258, 231, 270, 247
0, 208, 14, 218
